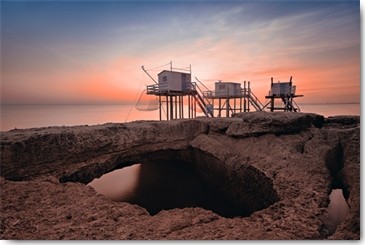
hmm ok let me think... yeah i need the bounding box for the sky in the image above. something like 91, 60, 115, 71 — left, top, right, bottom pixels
1, 0, 360, 104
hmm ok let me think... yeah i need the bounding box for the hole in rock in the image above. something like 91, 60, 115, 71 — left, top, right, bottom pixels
88, 164, 140, 202
323, 189, 349, 236
88, 160, 250, 218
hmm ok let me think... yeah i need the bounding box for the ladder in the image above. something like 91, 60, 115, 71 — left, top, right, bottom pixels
191, 82, 214, 117
248, 90, 264, 111
281, 96, 301, 112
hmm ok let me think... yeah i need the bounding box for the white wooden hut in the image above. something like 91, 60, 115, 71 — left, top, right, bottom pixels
157, 70, 191, 93
269, 82, 296, 97
265, 77, 303, 112
214, 81, 242, 97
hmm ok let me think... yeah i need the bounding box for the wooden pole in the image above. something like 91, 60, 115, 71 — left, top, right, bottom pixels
141, 66, 158, 84
212, 98, 215, 117
181, 96, 184, 119
159, 95, 162, 121
166, 95, 169, 120
243, 81, 247, 112
226, 98, 229, 117
234, 98, 236, 114
240, 97, 242, 112
170, 95, 174, 120
191, 96, 193, 118
188, 94, 191, 119
175, 96, 177, 119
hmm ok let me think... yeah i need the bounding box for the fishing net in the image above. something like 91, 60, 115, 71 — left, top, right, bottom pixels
135, 89, 159, 111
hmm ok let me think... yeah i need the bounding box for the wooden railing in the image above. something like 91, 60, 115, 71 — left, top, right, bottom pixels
146, 84, 160, 94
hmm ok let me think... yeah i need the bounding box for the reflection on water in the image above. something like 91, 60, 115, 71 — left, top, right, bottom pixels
324, 189, 349, 235
88, 161, 248, 218
88, 164, 141, 202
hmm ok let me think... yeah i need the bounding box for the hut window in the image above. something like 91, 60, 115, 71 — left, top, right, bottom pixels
162, 76, 167, 82
219, 85, 226, 90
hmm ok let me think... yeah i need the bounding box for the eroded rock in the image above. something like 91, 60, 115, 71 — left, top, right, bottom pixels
0, 112, 360, 239
228, 111, 324, 137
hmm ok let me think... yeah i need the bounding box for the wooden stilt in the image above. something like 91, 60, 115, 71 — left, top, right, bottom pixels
240, 98, 242, 112
181, 96, 184, 119
188, 95, 191, 119
234, 98, 236, 114
212, 99, 215, 117
159, 95, 162, 121
226, 98, 229, 117
175, 96, 177, 119
244, 97, 247, 112
170, 96, 174, 120
166, 96, 169, 120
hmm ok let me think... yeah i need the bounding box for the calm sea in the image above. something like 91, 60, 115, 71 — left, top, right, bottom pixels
0, 103, 360, 132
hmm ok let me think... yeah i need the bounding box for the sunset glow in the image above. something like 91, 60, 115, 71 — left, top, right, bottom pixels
1, 0, 360, 104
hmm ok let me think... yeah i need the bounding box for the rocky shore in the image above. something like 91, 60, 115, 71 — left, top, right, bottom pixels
0, 112, 360, 240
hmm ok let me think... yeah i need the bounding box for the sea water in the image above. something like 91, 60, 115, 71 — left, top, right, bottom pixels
0, 103, 360, 131
0, 104, 158, 131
